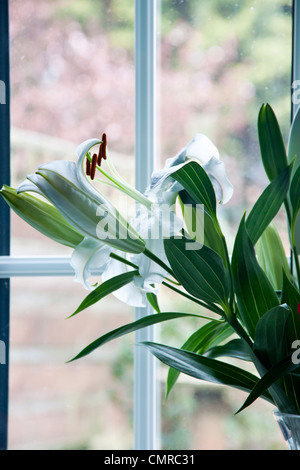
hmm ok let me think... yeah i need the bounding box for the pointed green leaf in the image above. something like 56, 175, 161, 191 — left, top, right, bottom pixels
231, 216, 279, 339
146, 292, 160, 313
288, 101, 300, 167
236, 354, 299, 414
256, 224, 291, 291
282, 271, 300, 340
290, 165, 300, 218
166, 320, 233, 397
258, 104, 288, 182
171, 161, 217, 221
164, 236, 231, 309
250, 303, 300, 413
290, 166, 300, 247
179, 191, 227, 265
144, 342, 274, 404
253, 304, 292, 369
277, 281, 300, 412
67, 312, 203, 362
246, 166, 292, 245
0, 185, 84, 248
69, 270, 139, 317
206, 339, 252, 362
288, 105, 300, 252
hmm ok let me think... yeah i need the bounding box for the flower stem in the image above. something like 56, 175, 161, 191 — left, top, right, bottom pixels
143, 247, 175, 277
109, 252, 139, 270
162, 280, 225, 318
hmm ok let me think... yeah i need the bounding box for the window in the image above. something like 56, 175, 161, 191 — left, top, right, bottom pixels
0, 0, 297, 450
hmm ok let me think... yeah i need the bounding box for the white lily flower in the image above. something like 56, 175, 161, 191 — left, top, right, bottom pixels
15, 137, 150, 303
17, 148, 145, 255
146, 133, 234, 205
15, 134, 186, 308
72, 137, 182, 302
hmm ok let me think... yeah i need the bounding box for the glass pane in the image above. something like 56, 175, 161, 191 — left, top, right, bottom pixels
9, 276, 134, 450
10, 0, 135, 255
9, 0, 136, 450
158, 0, 292, 450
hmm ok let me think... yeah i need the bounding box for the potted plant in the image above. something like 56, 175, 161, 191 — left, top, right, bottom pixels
1, 103, 300, 450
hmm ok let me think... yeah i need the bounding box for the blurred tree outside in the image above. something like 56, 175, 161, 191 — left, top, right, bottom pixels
10, 0, 292, 239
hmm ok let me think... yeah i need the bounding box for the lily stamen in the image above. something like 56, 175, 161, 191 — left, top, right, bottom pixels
86, 157, 91, 176
97, 133, 107, 166
90, 153, 98, 180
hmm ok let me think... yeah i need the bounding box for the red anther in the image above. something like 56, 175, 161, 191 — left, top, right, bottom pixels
102, 133, 107, 160
97, 133, 107, 166
97, 144, 103, 166
86, 158, 91, 176
90, 153, 98, 180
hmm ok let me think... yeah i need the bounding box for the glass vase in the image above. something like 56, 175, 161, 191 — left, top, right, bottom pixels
274, 411, 300, 450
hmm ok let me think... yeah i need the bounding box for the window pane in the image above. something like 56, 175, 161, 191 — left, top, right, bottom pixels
9, 0, 135, 450
9, 276, 134, 450
10, 0, 135, 255
158, 0, 292, 450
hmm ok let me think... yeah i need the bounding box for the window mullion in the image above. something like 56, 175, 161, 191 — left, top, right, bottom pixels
134, 0, 160, 451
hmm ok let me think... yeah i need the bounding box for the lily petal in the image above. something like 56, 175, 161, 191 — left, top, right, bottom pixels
17, 174, 46, 198
75, 138, 111, 204
203, 157, 234, 205
18, 164, 145, 254
71, 237, 111, 290
102, 255, 147, 307
184, 133, 220, 164
147, 134, 233, 205
38, 158, 108, 206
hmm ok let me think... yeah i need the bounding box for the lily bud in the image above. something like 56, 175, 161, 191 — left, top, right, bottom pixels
0, 185, 84, 248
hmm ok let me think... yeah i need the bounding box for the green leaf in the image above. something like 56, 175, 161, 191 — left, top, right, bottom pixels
258, 104, 288, 182
290, 165, 300, 219
256, 224, 291, 291
146, 292, 160, 313
179, 191, 227, 265
246, 166, 292, 245
290, 165, 300, 246
171, 161, 217, 221
67, 311, 204, 362
69, 270, 139, 317
288, 105, 300, 252
251, 303, 300, 413
288, 101, 300, 167
236, 354, 299, 414
0, 185, 84, 248
164, 236, 231, 309
206, 339, 252, 362
253, 304, 292, 369
166, 320, 233, 397
276, 282, 300, 412
281, 271, 300, 341
144, 342, 274, 405
231, 216, 279, 339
